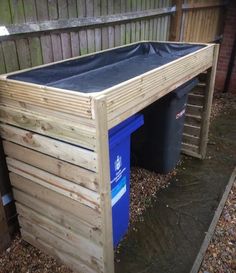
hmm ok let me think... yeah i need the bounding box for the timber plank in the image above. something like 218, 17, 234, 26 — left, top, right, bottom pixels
3, 141, 98, 191
19, 219, 103, 272
13, 189, 102, 244
10, 172, 101, 227
17, 204, 103, 262
7, 158, 100, 210
0, 124, 98, 172
0, 105, 96, 150
21, 229, 98, 273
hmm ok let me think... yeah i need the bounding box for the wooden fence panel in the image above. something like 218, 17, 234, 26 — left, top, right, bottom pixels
0, 0, 172, 73
179, 0, 225, 42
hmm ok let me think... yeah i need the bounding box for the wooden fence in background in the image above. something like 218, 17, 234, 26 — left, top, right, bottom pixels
0, 0, 227, 249
170, 0, 226, 42
0, 0, 172, 74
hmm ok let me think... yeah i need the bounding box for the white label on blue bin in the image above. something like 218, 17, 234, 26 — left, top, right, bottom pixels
111, 176, 127, 207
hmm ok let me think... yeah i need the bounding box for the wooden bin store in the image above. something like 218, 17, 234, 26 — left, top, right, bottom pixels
0, 41, 219, 273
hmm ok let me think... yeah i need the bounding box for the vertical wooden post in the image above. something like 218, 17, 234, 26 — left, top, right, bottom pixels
169, 0, 183, 41
94, 96, 114, 273
199, 44, 220, 158
0, 140, 11, 251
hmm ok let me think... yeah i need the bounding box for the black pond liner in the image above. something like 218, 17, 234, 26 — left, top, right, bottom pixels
8, 42, 205, 93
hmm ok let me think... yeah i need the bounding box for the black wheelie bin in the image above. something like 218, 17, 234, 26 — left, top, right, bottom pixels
131, 78, 199, 174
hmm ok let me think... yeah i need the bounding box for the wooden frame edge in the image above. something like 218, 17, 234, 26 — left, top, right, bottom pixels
190, 167, 236, 273
94, 96, 114, 273
199, 44, 220, 159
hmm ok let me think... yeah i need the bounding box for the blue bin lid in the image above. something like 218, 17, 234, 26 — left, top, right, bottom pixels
109, 114, 144, 149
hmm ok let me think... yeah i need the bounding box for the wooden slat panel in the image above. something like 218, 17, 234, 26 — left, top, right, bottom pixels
21, 229, 97, 273
186, 103, 203, 116
181, 142, 199, 155
10, 172, 101, 227
13, 188, 101, 244
0, 105, 96, 150
182, 133, 200, 146
183, 124, 201, 137
0, 79, 92, 118
185, 114, 202, 127
19, 218, 103, 273
0, 124, 98, 172
3, 141, 98, 191
8, 158, 99, 210
187, 93, 205, 105
17, 204, 103, 265
106, 45, 214, 128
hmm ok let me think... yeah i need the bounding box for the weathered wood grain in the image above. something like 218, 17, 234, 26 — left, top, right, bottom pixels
8, 158, 100, 210
3, 141, 98, 191
0, 124, 98, 172
10, 172, 101, 227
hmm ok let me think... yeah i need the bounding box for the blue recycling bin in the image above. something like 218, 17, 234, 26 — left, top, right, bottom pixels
109, 114, 144, 247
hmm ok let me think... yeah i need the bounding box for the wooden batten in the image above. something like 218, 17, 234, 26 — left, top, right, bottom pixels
10, 172, 101, 228
0, 105, 96, 150
3, 141, 99, 191
0, 124, 98, 172
0, 79, 93, 119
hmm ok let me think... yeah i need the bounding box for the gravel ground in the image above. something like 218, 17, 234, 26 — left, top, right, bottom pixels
0, 236, 73, 273
199, 177, 236, 273
130, 167, 176, 223
0, 93, 234, 273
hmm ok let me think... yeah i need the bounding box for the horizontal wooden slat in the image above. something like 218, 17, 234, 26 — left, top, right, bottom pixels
7, 158, 100, 210
17, 204, 103, 264
0, 105, 96, 150
186, 103, 203, 116
19, 218, 103, 273
0, 8, 174, 38
0, 124, 98, 172
10, 172, 101, 227
3, 141, 98, 191
0, 79, 92, 118
185, 113, 202, 126
106, 45, 214, 128
182, 0, 226, 10
182, 133, 200, 146
181, 142, 199, 154
0, 97, 96, 126
183, 124, 201, 137
21, 229, 96, 273
21, 229, 97, 273
188, 93, 205, 105
13, 189, 101, 244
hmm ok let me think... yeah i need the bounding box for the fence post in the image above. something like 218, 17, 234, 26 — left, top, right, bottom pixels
170, 0, 183, 41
